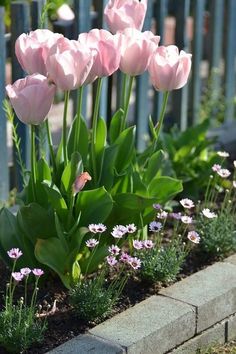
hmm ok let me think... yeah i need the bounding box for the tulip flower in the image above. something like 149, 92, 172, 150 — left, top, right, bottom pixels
148, 45, 192, 91
119, 29, 160, 76
104, 0, 148, 34
15, 29, 63, 76
79, 29, 121, 84
46, 37, 94, 91
6, 74, 56, 125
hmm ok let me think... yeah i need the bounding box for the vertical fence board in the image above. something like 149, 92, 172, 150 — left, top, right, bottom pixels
135, 0, 153, 150
0, 7, 9, 201
31, 0, 45, 30
74, 0, 92, 118
208, 0, 224, 121
189, 0, 206, 125
153, 0, 168, 123
172, 0, 190, 130
11, 1, 30, 188
93, 0, 108, 122
224, 0, 236, 122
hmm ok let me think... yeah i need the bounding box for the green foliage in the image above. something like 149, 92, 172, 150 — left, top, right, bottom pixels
0, 306, 46, 353
140, 240, 187, 283
70, 276, 119, 322
197, 212, 236, 258
158, 120, 218, 198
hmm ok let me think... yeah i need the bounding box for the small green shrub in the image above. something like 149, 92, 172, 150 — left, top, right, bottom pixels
70, 276, 120, 322
139, 240, 187, 283
0, 306, 46, 353
197, 212, 236, 258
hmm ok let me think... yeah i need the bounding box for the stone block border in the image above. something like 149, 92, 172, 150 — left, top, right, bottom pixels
48, 255, 236, 354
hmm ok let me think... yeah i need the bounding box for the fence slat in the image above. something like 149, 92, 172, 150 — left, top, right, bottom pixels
153, 0, 168, 122
93, 0, 108, 122
172, 0, 190, 130
0, 7, 9, 201
224, 0, 236, 122
73, 0, 92, 118
189, 0, 206, 125
11, 1, 30, 188
135, 0, 153, 150
31, 0, 46, 30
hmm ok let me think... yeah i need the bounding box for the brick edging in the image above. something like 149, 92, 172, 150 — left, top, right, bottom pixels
48, 255, 236, 354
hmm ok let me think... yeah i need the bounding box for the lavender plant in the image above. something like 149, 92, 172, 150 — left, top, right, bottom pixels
0, 248, 47, 353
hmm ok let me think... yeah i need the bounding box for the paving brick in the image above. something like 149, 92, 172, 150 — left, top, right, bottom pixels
168, 321, 226, 354
160, 263, 236, 333
228, 313, 236, 341
47, 334, 125, 354
89, 295, 195, 354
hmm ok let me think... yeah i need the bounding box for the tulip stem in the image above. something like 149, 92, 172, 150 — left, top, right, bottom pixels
31, 125, 37, 202
121, 73, 128, 108
45, 119, 57, 173
73, 86, 84, 153
91, 78, 103, 184
154, 91, 169, 143
120, 76, 134, 132
63, 91, 70, 167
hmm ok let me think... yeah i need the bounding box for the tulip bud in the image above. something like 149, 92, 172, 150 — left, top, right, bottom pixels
73, 172, 92, 195
6, 74, 56, 125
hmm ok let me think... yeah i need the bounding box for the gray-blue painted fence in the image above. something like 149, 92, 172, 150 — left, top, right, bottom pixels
0, 0, 236, 200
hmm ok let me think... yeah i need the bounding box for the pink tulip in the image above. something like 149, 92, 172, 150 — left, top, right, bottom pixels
46, 37, 94, 91
104, 0, 148, 34
119, 29, 160, 76
6, 74, 56, 125
148, 45, 192, 91
15, 29, 63, 76
79, 29, 121, 84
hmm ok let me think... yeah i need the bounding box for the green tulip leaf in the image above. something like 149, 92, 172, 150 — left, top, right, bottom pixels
109, 108, 124, 144
95, 117, 107, 181
35, 237, 71, 288
17, 203, 57, 242
75, 187, 113, 226
113, 126, 136, 173
67, 116, 89, 164
0, 208, 36, 268
143, 150, 165, 184
61, 152, 83, 194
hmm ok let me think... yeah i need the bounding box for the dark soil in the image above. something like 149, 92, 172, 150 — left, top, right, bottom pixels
0, 249, 219, 354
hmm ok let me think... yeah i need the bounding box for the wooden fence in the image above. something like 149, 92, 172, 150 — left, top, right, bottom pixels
0, 0, 236, 201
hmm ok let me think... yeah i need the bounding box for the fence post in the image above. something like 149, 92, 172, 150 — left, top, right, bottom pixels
189, 0, 206, 126
135, 0, 153, 150
208, 0, 224, 122
0, 7, 9, 201
224, 0, 236, 122
93, 0, 109, 122
153, 0, 168, 123
31, 0, 46, 30
172, 0, 190, 130
73, 0, 92, 119
11, 1, 30, 189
